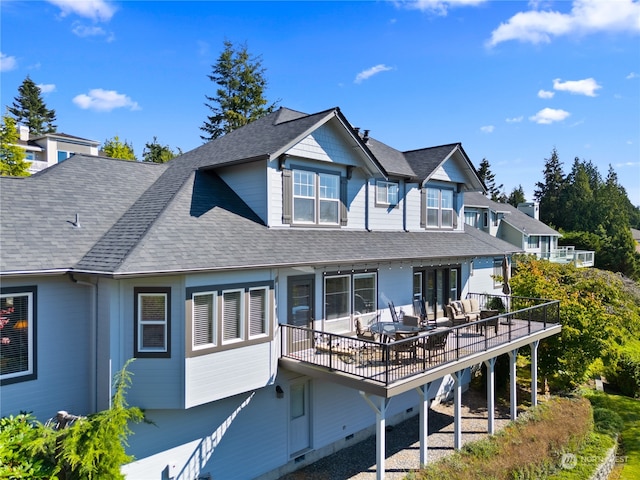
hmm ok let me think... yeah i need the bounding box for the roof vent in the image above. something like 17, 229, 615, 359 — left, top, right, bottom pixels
363, 130, 370, 144
68, 213, 81, 229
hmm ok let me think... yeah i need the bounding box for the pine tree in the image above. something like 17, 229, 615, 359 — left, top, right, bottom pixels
142, 137, 181, 163
7, 75, 57, 135
200, 40, 279, 141
476, 158, 503, 201
0, 114, 30, 177
507, 185, 526, 207
534, 147, 566, 228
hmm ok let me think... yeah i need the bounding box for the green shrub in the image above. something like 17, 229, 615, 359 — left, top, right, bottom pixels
607, 350, 640, 398
592, 407, 624, 438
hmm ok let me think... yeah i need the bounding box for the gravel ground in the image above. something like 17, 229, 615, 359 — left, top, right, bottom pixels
280, 388, 511, 480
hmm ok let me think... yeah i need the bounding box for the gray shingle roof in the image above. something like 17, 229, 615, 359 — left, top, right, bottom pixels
2, 107, 514, 277
465, 192, 559, 236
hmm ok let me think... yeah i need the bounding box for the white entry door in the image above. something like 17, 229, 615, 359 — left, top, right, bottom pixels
289, 380, 311, 455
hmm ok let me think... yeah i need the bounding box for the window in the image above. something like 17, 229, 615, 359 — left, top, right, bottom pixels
1, 287, 36, 384
324, 271, 378, 333
57, 151, 70, 162
425, 187, 454, 228
193, 291, 216, 348
285, 168, 346, 226
527, 235, 540, 249
293, 170, 340, 224
376, 181, 399, 206
464, 210, 478, 227
493, 258, 503, 288
222, 289, 244, 343
134, 287, 170, 358
249, 287, 268, 337
483, 211, 489, 228
414, 267, 460, 318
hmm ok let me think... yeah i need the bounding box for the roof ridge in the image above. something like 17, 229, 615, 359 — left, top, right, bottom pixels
403, 142, 460, 155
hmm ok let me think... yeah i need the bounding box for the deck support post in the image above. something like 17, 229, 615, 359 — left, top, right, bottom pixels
416, 382, 432, 467
453, 370, 464, 450
360, 392, 391, 480
484, 357, 497, 434
508, 349, 519, 420
530, 340, 540, 407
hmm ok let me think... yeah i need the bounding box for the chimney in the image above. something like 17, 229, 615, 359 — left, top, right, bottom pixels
18, 125, 29, 141
517, 202, 539, 220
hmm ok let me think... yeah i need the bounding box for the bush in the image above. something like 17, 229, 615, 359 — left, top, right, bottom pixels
592, 407, 624, 438
606, 348, 640, 398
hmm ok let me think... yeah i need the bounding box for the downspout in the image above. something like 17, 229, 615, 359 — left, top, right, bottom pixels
403, 180, 408, 232
69, 273, 98, 413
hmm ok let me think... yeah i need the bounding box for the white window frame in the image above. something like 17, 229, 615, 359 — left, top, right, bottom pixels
0, 289, 35, 383
527, 235, 540, 249
192, 291, 217, 349
376, 181, 399, 206
222, 289, 245, 344
292, 169, 340, 225
426, 187, 454, 229
137, 292, 168, 355
324, 274, 351, 332
248, 287, 269, 338
464, 210, 478, 227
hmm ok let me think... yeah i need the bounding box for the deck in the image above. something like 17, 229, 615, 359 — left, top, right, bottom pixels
280, 297, 561, 398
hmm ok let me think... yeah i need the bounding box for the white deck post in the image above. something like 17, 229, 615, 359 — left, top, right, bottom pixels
484, 357, 497, 434
416, 382, 431, 466
360, 392, 390, 480
453, 370, 464, 450
530, 340, 540, 407
508, 349, 519, 420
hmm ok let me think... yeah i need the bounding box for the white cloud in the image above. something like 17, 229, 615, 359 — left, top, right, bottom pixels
506, 116, 524, 123
72, 24, 107, 37
553, 77, 601, 96
538, 89, 555, 99
354, 64, 394, 84
529, 107, 570, 124
487, 0, 640, 47
400, 0, 488, 16
480, 125, 495, 133
73, 89, 140, 112
47, 0, 116, 22
0, 52, 17, 72
37, 84, 56, 94
627, 72, 639, 79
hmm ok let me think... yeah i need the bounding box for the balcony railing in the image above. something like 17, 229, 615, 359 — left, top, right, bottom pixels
539, 246, 595, 267
281, 294, 560, 387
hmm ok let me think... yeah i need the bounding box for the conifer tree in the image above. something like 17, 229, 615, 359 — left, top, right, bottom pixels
534, 147, 566, 228
142, 137, 181, 163
476, 158, 503, 201
200, 40, 279, 141
8, 75, 57, 135
507, 185, 526, 207
0, 114, 30, 177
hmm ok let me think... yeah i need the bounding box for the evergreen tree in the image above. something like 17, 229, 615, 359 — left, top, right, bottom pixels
7, 75, 57, 135
507, 185, 526, 207
142, 137, 181, 163
534, 147, 566, 228
200, 40, 279, 141
563, 158, 595, 232
0, 114, 30, 177
476, 158, 503, 201
102, 136, 136, 161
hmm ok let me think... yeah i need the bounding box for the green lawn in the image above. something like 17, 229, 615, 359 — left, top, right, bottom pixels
584, 389, 640, 480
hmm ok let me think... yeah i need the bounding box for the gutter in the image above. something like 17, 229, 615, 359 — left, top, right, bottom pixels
68, 273, 98, 414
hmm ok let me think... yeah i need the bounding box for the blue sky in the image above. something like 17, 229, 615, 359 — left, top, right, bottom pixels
2, 0, 639, 204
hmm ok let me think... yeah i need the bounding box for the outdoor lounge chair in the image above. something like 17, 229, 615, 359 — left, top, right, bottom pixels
445, 304, 467, 327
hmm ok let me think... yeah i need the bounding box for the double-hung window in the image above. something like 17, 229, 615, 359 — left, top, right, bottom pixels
376, 181, 399, 206
291, 169, 341, 225
192, 291, 216, 349
134, 287, 170, 358
425, 187, 454, 229
248, 287, 268, 338
1, 286, 36, 384
222, 289, 244, 343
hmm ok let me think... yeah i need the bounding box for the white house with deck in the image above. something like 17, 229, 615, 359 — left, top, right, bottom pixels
0, 106, 560, 479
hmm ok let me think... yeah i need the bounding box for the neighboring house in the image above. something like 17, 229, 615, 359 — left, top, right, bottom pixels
14, 125, 100, 174
1, 107, 560, 480
464, 192, 595, 268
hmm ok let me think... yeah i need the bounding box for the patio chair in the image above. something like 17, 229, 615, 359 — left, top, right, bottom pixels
412, 298, 427, 324
355, 318, 377, 342
420, 329, 449, 364
393, 331, 418, 363
445, 304, 467, 327
388, 302, 400, 323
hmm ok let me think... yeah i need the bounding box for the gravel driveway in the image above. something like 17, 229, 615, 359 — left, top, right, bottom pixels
280, 388, 511, 480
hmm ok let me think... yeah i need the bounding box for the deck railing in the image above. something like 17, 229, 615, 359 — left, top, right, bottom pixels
281, 295, 559, 387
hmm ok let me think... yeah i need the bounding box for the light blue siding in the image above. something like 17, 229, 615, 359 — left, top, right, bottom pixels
218, 162, 268, 223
